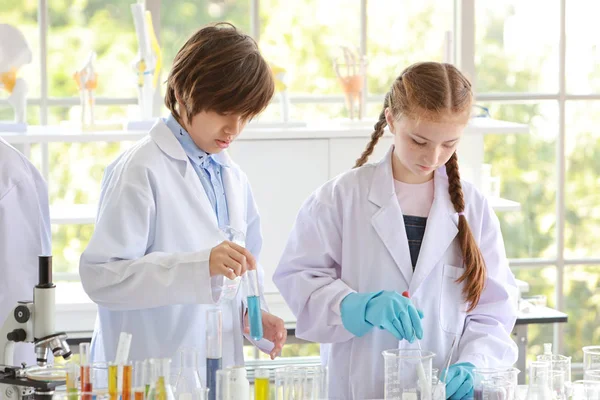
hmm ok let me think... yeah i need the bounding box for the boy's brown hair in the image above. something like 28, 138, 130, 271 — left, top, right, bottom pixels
165, 22, 274, 124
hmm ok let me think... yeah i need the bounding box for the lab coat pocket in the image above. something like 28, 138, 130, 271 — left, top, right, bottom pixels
439, 264, 467, 335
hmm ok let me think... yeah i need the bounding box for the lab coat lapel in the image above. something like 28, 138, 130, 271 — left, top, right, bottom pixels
149, 121, 218, 228
219, 152, 246, 235
409, 168, 458, 294
369, 147, 414, 285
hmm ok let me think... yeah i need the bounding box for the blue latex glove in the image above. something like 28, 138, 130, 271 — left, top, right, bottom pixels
441, 362, 476, 400
340, 290, 424, 341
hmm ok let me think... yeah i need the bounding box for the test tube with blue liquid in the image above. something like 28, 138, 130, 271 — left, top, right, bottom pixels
245, 268, 263, 341
206, 308, 222, 400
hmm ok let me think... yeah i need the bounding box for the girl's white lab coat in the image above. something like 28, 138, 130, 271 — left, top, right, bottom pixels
0, 137, 51, 366
273, 146, 518, 400
79, 120, 271, 368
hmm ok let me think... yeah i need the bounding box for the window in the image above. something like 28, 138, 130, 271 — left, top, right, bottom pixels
476, 0, 600, 364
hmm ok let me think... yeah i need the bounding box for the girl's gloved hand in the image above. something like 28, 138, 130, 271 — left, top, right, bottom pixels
441, 362, 476, 400
340, 290, 424, 341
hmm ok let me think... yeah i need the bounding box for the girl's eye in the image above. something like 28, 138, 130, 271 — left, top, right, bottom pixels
443, 143, 457, 149
412, 139, 427, 147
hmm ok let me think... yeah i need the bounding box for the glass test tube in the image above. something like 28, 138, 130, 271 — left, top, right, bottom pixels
80, 342, 92, 400
123, 362, 133, 400
67, 361, 80, 400
134, 360, 146, 400
207, 309, 222, 400
254, 368, 270, 400
109, 362, 119, 400
245, 269, 263, 341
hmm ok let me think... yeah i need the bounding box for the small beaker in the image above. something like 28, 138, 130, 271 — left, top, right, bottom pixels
584, 346, 600, 382
382, 349, 434, 400
309, 366, 328, 400
571, 380, 600, 399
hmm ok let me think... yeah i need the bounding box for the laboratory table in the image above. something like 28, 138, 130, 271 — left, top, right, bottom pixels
277, 305, 567, 385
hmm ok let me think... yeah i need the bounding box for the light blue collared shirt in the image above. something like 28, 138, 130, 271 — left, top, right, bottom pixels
163, 114, 230, 229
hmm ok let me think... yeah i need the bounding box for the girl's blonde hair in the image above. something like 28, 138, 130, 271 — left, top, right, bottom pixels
355, 62, 484, 312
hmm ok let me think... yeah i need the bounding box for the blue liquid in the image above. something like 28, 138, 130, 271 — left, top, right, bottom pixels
248, 295, 263, 340
206, 357, 221, 400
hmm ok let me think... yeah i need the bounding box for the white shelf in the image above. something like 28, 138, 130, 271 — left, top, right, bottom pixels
0, 118, 528, 144
50, 204, 96, 224
489, 197, 521, 212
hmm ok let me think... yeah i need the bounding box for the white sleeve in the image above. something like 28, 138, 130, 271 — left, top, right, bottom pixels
273, 193, 356, 344
79, 178, 217, 311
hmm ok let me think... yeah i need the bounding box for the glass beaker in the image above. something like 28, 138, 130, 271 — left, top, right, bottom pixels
525, 361, 552, 400
571, 380, 600, 399
219, 226, 246, 302
310, 365, 328, 400
174, 347, 205, 400
431, 368, 445, 400
382, 349, 434, 400
584, 346, 600, 381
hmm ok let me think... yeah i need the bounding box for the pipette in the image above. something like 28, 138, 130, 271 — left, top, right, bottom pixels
401, 291, 430, 398
443, 337, 457, 384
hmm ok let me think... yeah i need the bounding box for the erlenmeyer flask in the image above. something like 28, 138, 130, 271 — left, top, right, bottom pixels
525, 361, 552, 400
174, 348, 205, 400
155, 358, 176, 400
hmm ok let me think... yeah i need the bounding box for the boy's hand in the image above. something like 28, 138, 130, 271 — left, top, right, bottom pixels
209, 241, 256, 279
244, 311, 287, 360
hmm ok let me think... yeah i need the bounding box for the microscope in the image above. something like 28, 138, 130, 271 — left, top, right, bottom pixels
0, 256, 72, 399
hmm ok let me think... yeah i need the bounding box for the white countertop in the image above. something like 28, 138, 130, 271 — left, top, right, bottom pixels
0, 117, 528, 143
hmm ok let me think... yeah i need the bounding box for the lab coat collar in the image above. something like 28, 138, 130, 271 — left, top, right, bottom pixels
163, 114, 231, 168
150, 118, 234, 167
368, 146, 459, 293
368, 146, 414, 285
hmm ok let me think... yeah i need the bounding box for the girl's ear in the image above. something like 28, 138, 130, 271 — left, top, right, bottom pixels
385, 108, 396, 134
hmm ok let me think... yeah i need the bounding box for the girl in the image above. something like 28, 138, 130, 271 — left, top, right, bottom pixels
273, 62, 518, 399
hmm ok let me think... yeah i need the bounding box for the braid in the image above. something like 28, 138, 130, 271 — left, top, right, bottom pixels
445, 152, 487, 311
354, 94, 390, 168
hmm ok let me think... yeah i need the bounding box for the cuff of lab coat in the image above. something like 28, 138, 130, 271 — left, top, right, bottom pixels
455, 353, 487, 369
191, 248, 219, 304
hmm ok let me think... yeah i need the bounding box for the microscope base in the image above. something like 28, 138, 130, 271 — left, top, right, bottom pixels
0, 366, 62, 400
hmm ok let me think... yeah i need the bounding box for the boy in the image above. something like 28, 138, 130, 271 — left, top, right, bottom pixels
80, 23, 286, 367
0, 137, 51, 366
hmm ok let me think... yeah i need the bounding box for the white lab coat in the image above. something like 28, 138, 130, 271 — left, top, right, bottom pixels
79, 120, 272, 370
0, 137, 51, 367
273, 146, 518, 400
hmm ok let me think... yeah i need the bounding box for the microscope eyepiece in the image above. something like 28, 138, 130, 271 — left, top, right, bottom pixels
37, 256, 54, 288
